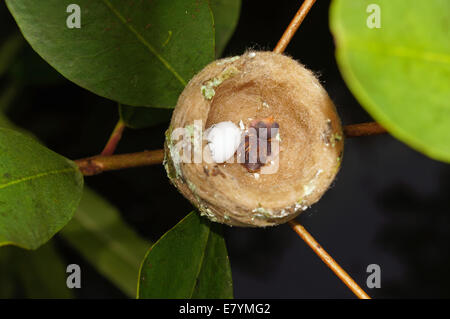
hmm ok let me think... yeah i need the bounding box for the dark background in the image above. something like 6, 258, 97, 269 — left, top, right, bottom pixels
1, 0, 449, 298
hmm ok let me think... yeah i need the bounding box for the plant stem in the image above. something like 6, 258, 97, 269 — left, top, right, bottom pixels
101, 119, 126, 156
75, 149, 164, 176
344, 122, 387, 137
273, 0, 317, 54
75, 122, 386, 175
73, 1, 382, 300
288, 219, 371, 299
272, 2, 386, 138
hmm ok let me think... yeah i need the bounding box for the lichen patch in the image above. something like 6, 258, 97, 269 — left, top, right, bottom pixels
201, 66, 240, 100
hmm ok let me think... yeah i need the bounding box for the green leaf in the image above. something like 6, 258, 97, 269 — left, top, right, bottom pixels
138, 211, 233, 299
117, 0, 241, 129
330, 0, 450, 162
60, 187, 150, 298
0, 113, 15, 130
119, 104, 172, 129
0, 128, 83, 249
0, 109, 146, 297
0, 241, 73, 298
211, 0, 241, 57
5, 0, 215, 107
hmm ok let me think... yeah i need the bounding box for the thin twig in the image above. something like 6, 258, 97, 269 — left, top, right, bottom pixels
75, 153, 371, 299
288, 219, 371, 299
75, 121, 386, 175
73, 0, 375, 300
75, 149, 164, 176
78, 0, 383, 175
344, 122, 387, 137
101, 119, 126, 156
272, 2, 385, 138
273, 0, 317, 54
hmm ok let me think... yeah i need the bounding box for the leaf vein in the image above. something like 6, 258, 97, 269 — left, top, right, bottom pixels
0, 167, 75, 190
101, 0, 187, 86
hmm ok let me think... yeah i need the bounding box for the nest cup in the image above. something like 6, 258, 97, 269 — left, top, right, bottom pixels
164, 51, 343, 227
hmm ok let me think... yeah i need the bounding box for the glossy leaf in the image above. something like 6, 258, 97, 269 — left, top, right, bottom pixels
330, 0, 450, 162
0, 128, 83, 249
117, 0, 241, 129
60, 187, 150, 297
0, 111, 146, 297
138, 212, 233, 299
5, 0, 215, 107
211, 0, 241, 57
0, 242, 73, 298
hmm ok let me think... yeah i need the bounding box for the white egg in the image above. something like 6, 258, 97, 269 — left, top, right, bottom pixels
206, 121, 242, 163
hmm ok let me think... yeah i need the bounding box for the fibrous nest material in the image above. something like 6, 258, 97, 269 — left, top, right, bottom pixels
164, 51, 343, 227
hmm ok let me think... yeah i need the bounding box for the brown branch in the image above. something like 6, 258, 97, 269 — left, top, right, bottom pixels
74, 0, 377, 300
101, 119, 126, 156
288, 220, 371, 299
75, 122, 386, 175
78, 0, 382, 176
273, 0, 317, 54
75, 153, 372, 299
271, 2, 385, 138
75, 149, 164, 176
344, 122, 387, 138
